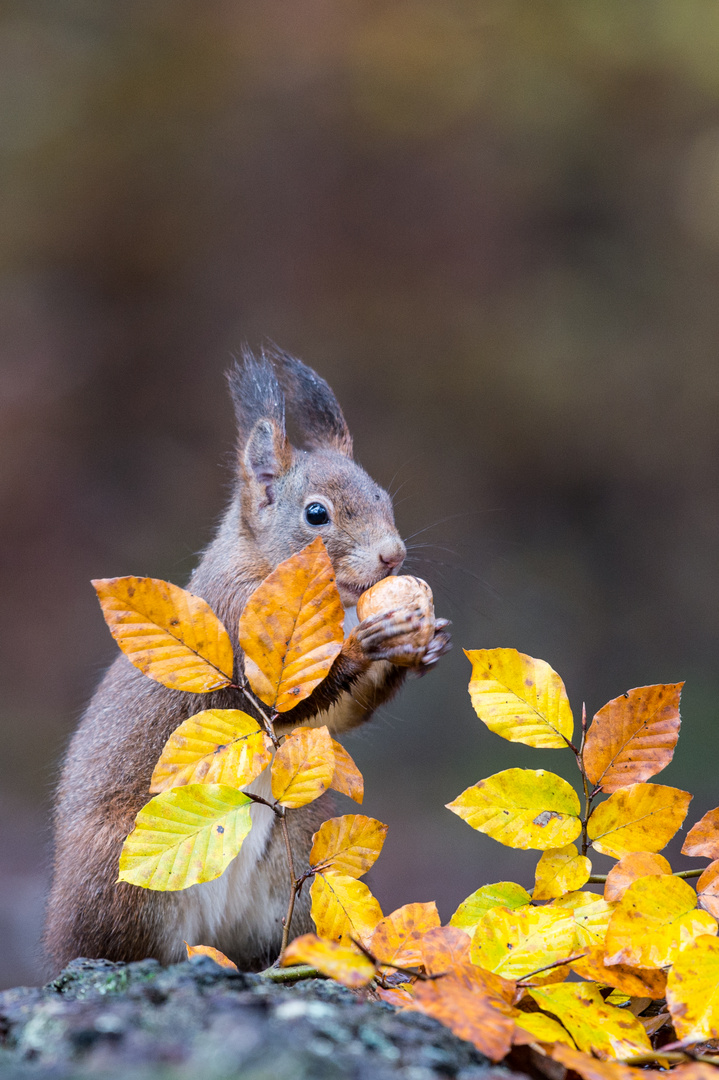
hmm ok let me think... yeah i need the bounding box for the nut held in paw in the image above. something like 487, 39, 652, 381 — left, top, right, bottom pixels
357, 576, 435, 665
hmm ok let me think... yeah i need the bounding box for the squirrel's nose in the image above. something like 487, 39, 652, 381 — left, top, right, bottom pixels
378, 540, 406, 574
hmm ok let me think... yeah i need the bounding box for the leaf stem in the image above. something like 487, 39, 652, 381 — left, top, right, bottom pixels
516, 952, 587, 985
588, 868, 704, 884
231, 681, 280, 747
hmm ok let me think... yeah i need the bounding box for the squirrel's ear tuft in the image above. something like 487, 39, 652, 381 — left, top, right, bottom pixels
227, 347, 286, 444
243, 418, 291, 509
266, 346, 353, 458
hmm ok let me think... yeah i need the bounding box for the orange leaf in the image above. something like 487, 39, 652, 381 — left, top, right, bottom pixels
93, 577, 233, 692
697, 859, 719, 919
587, 783, 691, 858
583, 684, 682, 793
238, 537, 344, 711
369, 902, 440, 968
271, 725, 335, 808
280, 933, 375, 988
328, 739, 364, 804
550, 1043, 641, 1080
376, 984, 415, 1007
570, 946, 667, 999
604, 874, 717, 968
150, 709, 272, 793
682, 806, 719, 859
420, 926, 472, 975
184, 942, 238, 970
310, 815, 387, 879
310, 872, 383, 946
603, 852, 672, 902
410, 973, 515, 1062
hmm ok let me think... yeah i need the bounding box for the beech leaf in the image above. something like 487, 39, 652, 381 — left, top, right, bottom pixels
550, 891, 616, 948
271, 725, 335, 808
513, 1011, 576, 1048
369, 902, 441, 969
238, 537, 344, 711
603, 851, 672, 902
93, 576, 233, 692
465, 648, 573, 748
328, 739, 364, 803
682, 806, 719, 859
310, 814, 387, 879
666, 933, 719, 1041
150, 709, 272, 793
583, 683, 682, 793
449, 881, 531, 936
586, 782, 692, 858
410, 973, 515, 1063
533, 844, 592, 901
697, 859, 719, 919
570, 946, 667, 999
280, 934, 375, 988
447, 768, 581, 850
526, 982, 652, 1060
550, 1043, 640, 1080
604, 874, 717, 968
310, 872, 383, 946
118, 784, 252, 890
185, 943, 238, 970
420, 926, 472, 975
470, 904, 577, 980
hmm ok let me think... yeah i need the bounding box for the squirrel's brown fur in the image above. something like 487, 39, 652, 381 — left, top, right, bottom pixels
44, 349, 450, 973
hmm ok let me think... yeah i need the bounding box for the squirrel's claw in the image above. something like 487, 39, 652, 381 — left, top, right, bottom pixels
414, 620, 452, 677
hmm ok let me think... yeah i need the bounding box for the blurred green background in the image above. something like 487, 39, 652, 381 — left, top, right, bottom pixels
3, 0, 719, 988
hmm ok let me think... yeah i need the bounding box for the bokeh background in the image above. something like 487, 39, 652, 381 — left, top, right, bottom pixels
3, 0, 719, 989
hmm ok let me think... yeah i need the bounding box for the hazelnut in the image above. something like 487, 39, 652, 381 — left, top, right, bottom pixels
357, 575, 435, 665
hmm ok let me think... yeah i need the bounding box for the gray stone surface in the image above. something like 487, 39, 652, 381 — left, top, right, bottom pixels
0, 957, 527, 1079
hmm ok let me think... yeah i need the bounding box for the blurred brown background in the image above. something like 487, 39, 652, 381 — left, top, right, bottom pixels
3, 0, 719, 989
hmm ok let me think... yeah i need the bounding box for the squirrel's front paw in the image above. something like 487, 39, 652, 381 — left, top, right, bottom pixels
354, 606, 427, 664
415, 618, 452, 677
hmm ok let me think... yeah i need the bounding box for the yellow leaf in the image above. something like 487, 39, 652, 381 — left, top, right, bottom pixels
533, 845, 592, 901
280, 933, 375, 988
526, 982, 652, 1060
410, 973, 515, 1063
603, 852, 672, 902
369, 902, 440, 968
93, 577, 233, 692
420, 926, 472, 975
449, 881, 531, 936
150, 710, 272, 793
550, 891, 616, 948
184, 943, 238, 970
238, 537, 344, 711
465, 648, 573, 748
604, 874, 718, 968
118, 784, 252, 890
310, 872, 383, 946
666, 933, 719, 1041
583, 684, 682, 793
682, 806, 719, 859
513, 1011, 576, 1048
447, 768, 581, 850
697, 859, 719, 919
570, 946, 667, 999
550, 1042, 644, 1080
587, 783, 692, 858
271, 725, 335, 808
328, 739, 364, 804
310, 815, 387, 879
470, 905, 577, 980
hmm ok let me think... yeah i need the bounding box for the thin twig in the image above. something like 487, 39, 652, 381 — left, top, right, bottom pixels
259, 964, 323, 983
279, 810, 298, 954
588, 868, 705, 885
230, 680, 279, 746
516, 953, 587, 985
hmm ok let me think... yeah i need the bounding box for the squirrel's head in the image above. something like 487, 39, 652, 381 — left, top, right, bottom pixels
228, 348, 406, 607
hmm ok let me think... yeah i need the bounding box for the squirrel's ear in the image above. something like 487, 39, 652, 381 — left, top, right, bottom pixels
242, 418, 291, 509
267, 347, 353, 458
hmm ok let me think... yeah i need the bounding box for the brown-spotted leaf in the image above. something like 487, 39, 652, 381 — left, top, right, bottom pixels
420, 926, 472, 975
666, 933, 719, 1042
185, 943, 238, 970
328, 739, 363, 803
150, 710, 272, 793
470, 904, 577, 981
682, 806, 719, 859
526, 982, 651, 1060
604, 874, 717, 968
603, 852, 672, 902
550, 1043, 642, 1080
310, 872, 383, 946
697, 859, 719, 919
93, 577, 233, 692
449, 882, 531, 936
376, 984, 415, 1008
587, 783, 692, 858
271, 725, 335, 808
238, 537, 344, 711
583, 684, 682, 793
410, 973, 515, 1062
570, 946, 667, 999
369, 902, 440, 969
533, 844, 592, 901
280, 933, 375, 988
310, 815, 387, 879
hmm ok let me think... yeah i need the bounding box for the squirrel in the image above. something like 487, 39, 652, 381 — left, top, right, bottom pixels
44, 348, 451, 973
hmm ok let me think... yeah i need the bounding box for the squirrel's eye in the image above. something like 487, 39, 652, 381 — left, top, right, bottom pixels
305, 502, 330, 526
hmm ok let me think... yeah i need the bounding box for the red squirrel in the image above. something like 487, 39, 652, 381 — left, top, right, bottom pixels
45, 349, 451, 972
